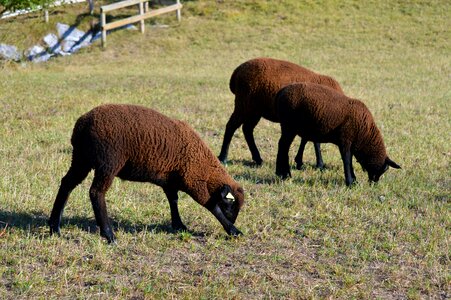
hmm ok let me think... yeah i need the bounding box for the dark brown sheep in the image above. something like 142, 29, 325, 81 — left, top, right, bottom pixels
218, 57, 344, 169
275, 82, 401, 186
49, 104, 244, 243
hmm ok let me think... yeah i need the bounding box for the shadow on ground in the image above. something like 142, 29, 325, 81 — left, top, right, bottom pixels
0, 210, 205, 238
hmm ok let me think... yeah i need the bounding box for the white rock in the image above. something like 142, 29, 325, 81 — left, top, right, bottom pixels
25, 45, 52, 63
0, 43, 22, 61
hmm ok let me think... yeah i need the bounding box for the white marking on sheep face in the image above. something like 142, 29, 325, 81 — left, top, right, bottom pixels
225, 192, 235, 202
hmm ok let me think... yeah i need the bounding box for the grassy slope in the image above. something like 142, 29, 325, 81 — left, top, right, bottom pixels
0, 0, 450, 298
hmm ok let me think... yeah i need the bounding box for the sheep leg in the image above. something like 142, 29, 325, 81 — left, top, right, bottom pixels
242, 116, 263, 165
294, 138, 307, 170
89, 171, 116, 243
313, 142, 325, 170
276, 127, 296, 179
208, 204, 242, 236
218, 112, 244, 164
295, 140, 325, 170
339, 146, 355, 186
49, 162, 90, 236
350, 156, 356, 181
163, 188, 187, 231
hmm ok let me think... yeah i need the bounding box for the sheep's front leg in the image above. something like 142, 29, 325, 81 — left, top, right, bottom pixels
276, 126, 296, 179
208, 204, 242, 236
339, 146, 355, 186
163, 188, 187, 231
89, 172, 116, 243
313, 142, 325, 170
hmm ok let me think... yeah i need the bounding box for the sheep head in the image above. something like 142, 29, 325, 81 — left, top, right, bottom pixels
216, 184, 244, 224
205, 184, 244, 236
366, 157, 401, 183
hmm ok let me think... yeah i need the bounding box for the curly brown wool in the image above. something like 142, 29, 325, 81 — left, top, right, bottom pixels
218, 57, 344, 169
49, 104, 244, 243
275, 82, 401, 186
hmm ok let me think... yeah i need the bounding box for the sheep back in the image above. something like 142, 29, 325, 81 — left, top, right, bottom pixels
229, 57, 343, 122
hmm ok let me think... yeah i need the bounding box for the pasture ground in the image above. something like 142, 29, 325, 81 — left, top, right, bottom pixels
0, 0, 450, 298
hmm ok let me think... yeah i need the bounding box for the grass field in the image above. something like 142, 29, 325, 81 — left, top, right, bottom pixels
0, 0, 450, 298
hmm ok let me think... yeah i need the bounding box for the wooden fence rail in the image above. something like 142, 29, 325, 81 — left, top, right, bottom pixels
100, 0, 182, 47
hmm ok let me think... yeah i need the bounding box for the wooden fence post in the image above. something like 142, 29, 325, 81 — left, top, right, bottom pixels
100, 0, 182, 48
101, 8, 106, 47
176, 0, 181, 21
139, 1, 145, 33
88, 0, 94, 14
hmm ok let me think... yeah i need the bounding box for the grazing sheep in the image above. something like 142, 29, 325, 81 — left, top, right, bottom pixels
275, 82, 401, 186
49, 104, 244, 243
218, 57, 344, 169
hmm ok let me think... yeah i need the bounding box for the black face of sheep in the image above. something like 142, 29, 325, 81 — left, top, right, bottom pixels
218, 185, 242, 223
365, 157, 402, 183
206, 185, 243, 236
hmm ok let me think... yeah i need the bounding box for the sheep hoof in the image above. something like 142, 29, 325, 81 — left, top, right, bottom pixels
108, 239, 118, 245
253, 158, 263, 166
276, 170, 291, 180
228, 227, 243, 237
296, 162, 305, 170
218, 156, 227, 165
49, 226, 61, 236
48, 220, 61, 236
346, 179, 357, 187
106, 237, 116, 244
172, 223, 188, 232
101, 229, 116, 244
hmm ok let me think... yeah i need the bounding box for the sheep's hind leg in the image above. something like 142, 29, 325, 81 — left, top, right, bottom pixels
242, 116, 263, 165
163, 188, 187, 231
276, 127, 296, 179
218, 112, 244, 164
89, 170, 116, 243
49, 161, 90, 236
295, 140, 325, 170
350, 155, 356, 181
295, 138, 307, 170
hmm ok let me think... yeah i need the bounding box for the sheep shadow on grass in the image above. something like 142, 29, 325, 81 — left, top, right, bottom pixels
231, 161, 342, 186
0, 210, 205, 239
222, 159, 264, 168
232, 172, 279, 185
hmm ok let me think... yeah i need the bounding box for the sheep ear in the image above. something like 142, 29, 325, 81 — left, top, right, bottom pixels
220, 185, 235, 203
386, 157, 401, 169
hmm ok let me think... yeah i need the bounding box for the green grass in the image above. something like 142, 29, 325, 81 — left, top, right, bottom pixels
0, 0, 450, 298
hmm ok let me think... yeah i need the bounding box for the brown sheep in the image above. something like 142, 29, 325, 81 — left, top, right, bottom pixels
218, 57, 344, 169
275, 82, 401, 186
48, 104, 244, 243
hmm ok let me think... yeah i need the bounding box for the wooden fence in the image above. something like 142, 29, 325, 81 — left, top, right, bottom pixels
100, 0, 182, 47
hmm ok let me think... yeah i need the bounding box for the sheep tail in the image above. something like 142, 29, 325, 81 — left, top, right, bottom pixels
70, 113, 91, 147
229, 67, 239, 95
